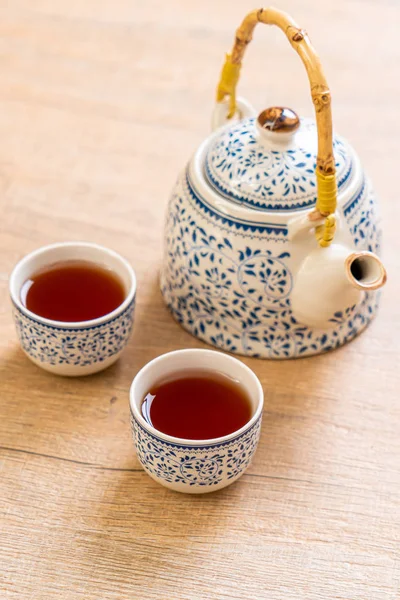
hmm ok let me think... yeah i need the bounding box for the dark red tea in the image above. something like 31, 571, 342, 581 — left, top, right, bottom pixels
141, 370, 252, 440
21, 260, 125, 322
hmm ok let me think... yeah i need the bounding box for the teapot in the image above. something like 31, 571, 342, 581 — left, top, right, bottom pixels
160, 7, 387, 359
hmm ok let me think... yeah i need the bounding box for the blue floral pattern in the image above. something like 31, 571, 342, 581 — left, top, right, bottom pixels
131, 413, 262, 489
205, 117, 353, 211
12, 299, 135, 368
348, 187, 381, 254
161, 169, 382, 359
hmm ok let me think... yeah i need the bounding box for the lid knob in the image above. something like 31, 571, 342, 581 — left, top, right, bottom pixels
257, 107, 300, 133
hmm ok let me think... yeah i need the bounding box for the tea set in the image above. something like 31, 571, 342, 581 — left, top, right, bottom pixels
8, 8, 387, 493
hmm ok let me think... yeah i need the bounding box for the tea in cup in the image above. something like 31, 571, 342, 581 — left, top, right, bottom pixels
130, 349, 264, 493
10, 242, 136, 376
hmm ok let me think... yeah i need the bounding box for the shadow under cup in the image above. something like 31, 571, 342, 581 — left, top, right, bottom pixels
130, 349, 264, 494
9, 242, 136, 376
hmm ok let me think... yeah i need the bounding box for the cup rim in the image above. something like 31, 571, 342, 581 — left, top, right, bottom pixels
9, 241, 136, 329
129, 349, 264, 446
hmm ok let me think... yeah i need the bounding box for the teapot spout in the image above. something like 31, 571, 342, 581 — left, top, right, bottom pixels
291, 245, 387, 330
345, 251, 387, 291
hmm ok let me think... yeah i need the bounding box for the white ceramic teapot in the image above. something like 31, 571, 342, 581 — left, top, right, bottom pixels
160, 7, 387, 359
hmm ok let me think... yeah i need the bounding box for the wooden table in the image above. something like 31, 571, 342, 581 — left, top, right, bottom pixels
1, 1, 399, 598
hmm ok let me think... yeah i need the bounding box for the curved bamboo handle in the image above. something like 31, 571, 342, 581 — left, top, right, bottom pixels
216, 7, 337, 243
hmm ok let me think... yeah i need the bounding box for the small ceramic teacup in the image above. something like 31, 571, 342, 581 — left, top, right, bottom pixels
9, 242, 136, 376
129, 349, 264, 494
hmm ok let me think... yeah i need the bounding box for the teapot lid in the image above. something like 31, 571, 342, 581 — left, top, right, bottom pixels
204, 107, 354, 212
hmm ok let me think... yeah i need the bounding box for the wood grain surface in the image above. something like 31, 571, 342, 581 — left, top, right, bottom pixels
0, 1, 399, 599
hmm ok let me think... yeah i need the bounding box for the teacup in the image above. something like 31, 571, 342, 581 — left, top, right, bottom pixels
9, 242, 136, 376
129, 349, 264, 493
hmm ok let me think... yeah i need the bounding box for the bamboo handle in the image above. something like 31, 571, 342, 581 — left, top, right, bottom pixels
216, 7, 337, 239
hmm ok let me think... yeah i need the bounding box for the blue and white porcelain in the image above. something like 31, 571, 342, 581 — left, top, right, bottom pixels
160, 98, 387, 359
129, 349, 264, 494
10, 242, 136, 376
